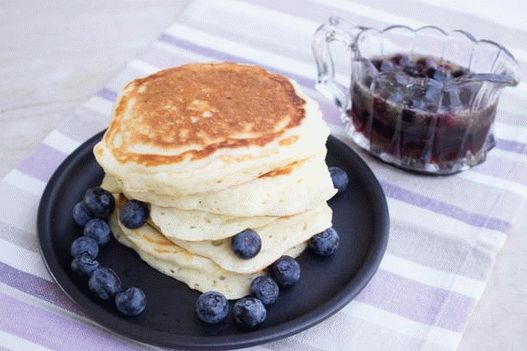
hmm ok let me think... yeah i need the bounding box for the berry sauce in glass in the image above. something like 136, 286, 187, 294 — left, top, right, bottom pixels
348, 54, 497, 171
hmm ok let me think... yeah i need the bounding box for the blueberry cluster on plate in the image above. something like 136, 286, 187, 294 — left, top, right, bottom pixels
194, 167, 347, 328
196, 231, 340, 327
68, 165, 348, 325
70, 187, 147, 317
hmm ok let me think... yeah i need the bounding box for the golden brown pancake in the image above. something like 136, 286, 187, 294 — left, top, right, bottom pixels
103, 62, 306, 166
94, 62, 330, 197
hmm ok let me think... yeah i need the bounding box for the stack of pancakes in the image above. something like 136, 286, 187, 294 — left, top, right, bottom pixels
94, 63, 337, 299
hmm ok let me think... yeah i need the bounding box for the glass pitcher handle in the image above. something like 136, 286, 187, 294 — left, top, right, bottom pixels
312, 17, 362, 110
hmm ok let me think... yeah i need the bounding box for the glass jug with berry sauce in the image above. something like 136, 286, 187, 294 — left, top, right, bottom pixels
313, 17, 520, 174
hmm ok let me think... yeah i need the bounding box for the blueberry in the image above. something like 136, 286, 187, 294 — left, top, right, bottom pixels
403, 65, 425, 78
269, 256, 301, 288
83, 219, 111, 246
410, 98, 425, 111
391, 54, 411, 66
72, 201, 93, 226
425, 67, 437, 79
115, 287, 147, 316
424, 80, 443, 106
374, 74, 397, 99
231, 229, 261, 259
195, 291, 229, 324
71, 253, 100, 276
380, 60, 396, 72
84, 187, 115, 219
250, 276, 279, 306
432, 68, 449, 82
388, 89, 404, 104
88, 267, 122, 300
416, 57, 438, 69
451, 69, 466, 78
119, 200, 149, 229
444, 89, 462, 109
233, 297, 267, 328
329, 166, 349, 193
309, 228, 340, 256
401, 108, 417, 123
371, 59, 382, 71
70, 236, 99, 259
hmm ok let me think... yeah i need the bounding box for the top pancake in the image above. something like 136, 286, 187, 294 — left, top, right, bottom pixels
103, 62, 305, 166
94, 63, 329, 197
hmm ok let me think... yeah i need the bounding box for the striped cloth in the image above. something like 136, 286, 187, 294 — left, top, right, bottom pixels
1, 1, 526, 350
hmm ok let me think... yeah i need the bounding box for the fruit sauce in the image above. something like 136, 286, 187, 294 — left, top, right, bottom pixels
349, 54, 497, 169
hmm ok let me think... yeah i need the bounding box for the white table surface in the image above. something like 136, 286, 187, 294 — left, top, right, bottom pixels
1, 1, 526, 350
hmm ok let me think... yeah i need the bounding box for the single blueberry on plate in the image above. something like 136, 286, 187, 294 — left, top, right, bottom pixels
83, 218, 111, 245
231, 229, 261, 259
119, 200, 149, 229
89, 267, 122, 300
72, 201, 93, 226
195, 291, 229, 324
115, 287, 147, 316
71, 253, 100, 276
269, 255, 301, 288
309, 228, 340, 256
84, 187, 115, 219
329, 166, 349, 193
250, 275, 279, 306
70, 236, 99, 259
233, 297, 267, 328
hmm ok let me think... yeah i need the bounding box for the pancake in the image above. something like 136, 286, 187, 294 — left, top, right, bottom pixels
94, 63, 329, 197
102, 154, 337, 217
168, 204, 332, 274
148, 207, 276, 242
110, 209, 306, 299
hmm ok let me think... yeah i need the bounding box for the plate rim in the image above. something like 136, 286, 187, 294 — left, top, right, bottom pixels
37, 131, 389, 350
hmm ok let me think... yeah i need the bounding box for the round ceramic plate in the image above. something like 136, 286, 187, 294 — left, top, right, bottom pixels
38, 132, 389, 350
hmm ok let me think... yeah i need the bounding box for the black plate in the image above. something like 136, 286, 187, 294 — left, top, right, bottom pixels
38, 132, 389, 350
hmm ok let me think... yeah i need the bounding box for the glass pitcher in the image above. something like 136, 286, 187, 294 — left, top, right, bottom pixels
313, 17, 520, 174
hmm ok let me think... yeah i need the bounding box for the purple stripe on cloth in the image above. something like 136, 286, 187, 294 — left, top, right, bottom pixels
16, 143, 68, 182
496, 138, 527, 155
358, 270, 475, 331
381, 181, 511, 232
0, 292, 141, 351
158, 33, 315, 88
0, 261, 82, 314
475, 154, 527, 186
316, 99, 341, 125
96, 88, 118, 102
